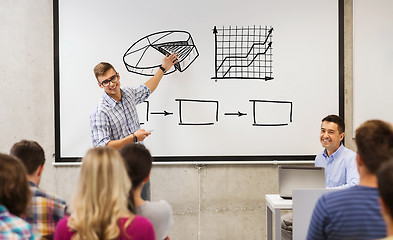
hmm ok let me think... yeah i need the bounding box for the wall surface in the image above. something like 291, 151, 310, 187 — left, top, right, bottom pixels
0, 0, 354, 239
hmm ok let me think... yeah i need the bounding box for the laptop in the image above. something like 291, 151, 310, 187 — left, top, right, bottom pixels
278, 166, 325, 199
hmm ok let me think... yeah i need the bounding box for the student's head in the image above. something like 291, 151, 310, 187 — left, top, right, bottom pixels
120, 143, 153, 188
69, 147, 131, 239
320, 115, 345, 153
377, 160, 393, 227
355, 119, 393, 174
93, 62, 121, 95
10, 140, 45, 176
0, 153, 31, 216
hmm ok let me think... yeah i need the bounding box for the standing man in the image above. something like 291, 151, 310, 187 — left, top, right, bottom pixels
90, 53, 178, 200
315, 114, 359, 188
307, 119, 393, 239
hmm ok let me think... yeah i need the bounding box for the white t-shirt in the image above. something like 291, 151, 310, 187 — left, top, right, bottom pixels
135, 200, 173, 240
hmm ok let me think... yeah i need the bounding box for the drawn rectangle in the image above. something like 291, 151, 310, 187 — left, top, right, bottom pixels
250, 100, 293, 126
176, 99, 219, 125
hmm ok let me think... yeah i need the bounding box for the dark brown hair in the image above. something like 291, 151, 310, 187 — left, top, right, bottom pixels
119, 143, 152, 212
10, 140, 45, 175
0, 153, 31, 216
377, 160, 393, 218
93, 62, 116, 79
120, 143, 152, 188
355, 120, 393, 174
322, 114, 345, 133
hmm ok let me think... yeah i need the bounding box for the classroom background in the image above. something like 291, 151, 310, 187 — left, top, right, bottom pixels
1, 0, 390, 239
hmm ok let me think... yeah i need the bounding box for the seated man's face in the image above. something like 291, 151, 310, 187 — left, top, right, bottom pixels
320, 121, 344, 153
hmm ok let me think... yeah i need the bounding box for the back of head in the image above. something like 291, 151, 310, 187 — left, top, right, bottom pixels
322, 114, 345, 133
377, 160, 393, 219
120, 143, 152, 187
0, 153, 30, 216
10, 140, 45, 175
69, 147, 131, 240
93, 62, 116, 79
355, 120, 393, 174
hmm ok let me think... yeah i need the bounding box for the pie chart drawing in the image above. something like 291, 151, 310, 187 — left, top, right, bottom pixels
123, 30, 199, 76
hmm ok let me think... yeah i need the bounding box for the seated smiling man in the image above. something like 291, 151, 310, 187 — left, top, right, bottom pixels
281, 115, 359, 239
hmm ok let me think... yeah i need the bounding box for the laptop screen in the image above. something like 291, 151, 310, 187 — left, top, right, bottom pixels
278, 166, 325, 199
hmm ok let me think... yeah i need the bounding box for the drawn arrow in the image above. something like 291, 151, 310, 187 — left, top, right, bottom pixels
224, 111, 247, 117
213, 26, 218, 79
151, 110, 173, 116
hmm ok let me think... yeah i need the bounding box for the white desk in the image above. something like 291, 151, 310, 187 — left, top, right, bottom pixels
265, 194, 292, 240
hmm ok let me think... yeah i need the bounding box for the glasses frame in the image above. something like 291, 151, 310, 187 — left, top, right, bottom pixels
99, 73, 119, 87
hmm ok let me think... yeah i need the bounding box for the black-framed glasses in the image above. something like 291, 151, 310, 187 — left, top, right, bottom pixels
100, 73, 119, 87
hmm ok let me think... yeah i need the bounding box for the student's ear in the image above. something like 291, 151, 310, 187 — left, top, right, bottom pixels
98, 82, 103, 88
37, 164, 44, 177
143, 171, 151, 183
339, 131, 345, 142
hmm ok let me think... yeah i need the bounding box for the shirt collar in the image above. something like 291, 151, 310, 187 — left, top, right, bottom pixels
322, 143, 344, 159
103, 88, 124, 108
28, 181, 38, 188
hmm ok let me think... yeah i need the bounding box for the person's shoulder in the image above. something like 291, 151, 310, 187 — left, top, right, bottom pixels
129, 215, 154, 229
32, 187, 67, 206
341, 145, 356, 157
143, 200, 172, 213
0, 212, 33, 237
57, 216, 70, 227
321, 186, 376, 205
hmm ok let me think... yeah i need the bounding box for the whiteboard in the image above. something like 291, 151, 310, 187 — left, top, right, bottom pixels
55, 0, 341, 161
353, 0, 393, 133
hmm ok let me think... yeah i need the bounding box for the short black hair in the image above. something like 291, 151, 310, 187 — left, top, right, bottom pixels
322, 115, 345, 133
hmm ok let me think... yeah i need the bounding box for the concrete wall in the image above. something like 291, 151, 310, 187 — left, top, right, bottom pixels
0, 0, 354, 239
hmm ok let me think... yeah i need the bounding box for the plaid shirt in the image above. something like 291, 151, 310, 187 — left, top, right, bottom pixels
0, 205, 35, 240
24, 182, 68, 240
90, 85, 151, 146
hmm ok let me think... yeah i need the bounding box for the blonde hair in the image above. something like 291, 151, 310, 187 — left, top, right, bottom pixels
68, 147, 132, 240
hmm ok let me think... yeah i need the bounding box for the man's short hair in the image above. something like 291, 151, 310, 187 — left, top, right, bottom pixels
322, 114, 345, 133
10, 140, 45, 175
377, 160, 393, 219
355, 120, 393, 174
0, 153, 31, 216
119, 143, 152, 188
93, 62, 116, 79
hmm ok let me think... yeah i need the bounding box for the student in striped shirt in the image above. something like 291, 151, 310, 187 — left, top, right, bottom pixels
307, 120, 393, 240
377, 161, 393, 240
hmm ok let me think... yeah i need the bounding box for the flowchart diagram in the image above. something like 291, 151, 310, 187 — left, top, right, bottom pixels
127, 26, 292, 127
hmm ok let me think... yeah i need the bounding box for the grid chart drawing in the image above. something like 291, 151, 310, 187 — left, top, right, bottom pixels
211, 26, 274, 80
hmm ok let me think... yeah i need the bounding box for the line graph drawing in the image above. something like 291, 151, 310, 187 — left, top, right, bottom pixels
123, 30, 199, 76
211, 26, 274, 80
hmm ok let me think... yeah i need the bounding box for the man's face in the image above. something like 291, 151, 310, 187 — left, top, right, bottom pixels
320, 121, 344, 153
97, 68, 120, 96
